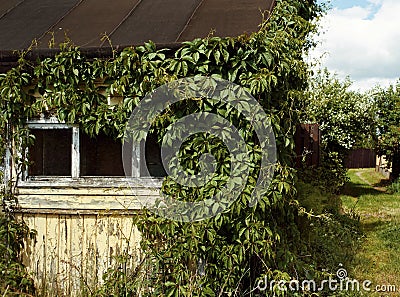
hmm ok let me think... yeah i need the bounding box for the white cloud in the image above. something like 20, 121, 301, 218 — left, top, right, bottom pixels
309, 0, 400, 91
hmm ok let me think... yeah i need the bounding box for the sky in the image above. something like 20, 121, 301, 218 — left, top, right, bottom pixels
310, 0, 400, 91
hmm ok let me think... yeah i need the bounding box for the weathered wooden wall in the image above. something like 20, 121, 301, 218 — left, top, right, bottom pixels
15, 180, 161, 296
17, 212, 142, 296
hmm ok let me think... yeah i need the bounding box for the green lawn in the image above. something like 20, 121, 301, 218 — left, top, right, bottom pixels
341, 169, 400, 296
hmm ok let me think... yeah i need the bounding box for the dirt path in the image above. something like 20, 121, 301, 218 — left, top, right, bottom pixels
355, 170, 386, 192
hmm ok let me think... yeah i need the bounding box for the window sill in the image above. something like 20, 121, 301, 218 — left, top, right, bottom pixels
16, 177, 164, 213
18, 176, 163, 188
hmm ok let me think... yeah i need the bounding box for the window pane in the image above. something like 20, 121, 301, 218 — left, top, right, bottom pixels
29, 129, 72, 176
144, 133, 166, 177
80, 133, 124, 176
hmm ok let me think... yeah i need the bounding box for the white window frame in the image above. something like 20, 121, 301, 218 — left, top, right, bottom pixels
18, 118, 162, 188
23, 119, 78, 180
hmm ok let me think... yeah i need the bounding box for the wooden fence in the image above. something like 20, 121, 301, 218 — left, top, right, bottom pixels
345, 148, 376, 169
295, 124, 320, 167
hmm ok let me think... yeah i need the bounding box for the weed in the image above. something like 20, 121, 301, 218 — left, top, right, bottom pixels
387, 178, 400, 194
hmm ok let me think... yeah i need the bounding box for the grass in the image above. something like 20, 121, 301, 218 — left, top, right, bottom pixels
296, 181, 341, 214
341, 169, 400, 296
296, 181, 363, 286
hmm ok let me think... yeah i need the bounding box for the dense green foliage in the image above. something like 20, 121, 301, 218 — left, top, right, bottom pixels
301, 69, 400, 186
374, 83, 400, 180
304, 70, 376, 151
0, 0, 334, 295
0, 211, 36, 296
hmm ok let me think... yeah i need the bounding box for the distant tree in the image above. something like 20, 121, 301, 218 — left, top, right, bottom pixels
374, 83, 400, 180
303, 69, 377, 153
299, 69, 377, 191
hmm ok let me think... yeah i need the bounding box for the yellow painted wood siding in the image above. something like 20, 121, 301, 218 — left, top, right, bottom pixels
18, 212, 142, 296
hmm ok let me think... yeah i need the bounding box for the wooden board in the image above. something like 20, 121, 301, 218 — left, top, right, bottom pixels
16, 213, 142, 296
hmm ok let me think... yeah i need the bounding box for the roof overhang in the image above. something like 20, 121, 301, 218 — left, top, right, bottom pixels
0, 0, 275, 72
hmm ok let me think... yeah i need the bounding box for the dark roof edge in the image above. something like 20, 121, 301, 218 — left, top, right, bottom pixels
0, 42, 183, 63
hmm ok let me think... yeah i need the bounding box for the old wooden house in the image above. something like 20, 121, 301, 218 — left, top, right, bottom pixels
0, 0, 276, 294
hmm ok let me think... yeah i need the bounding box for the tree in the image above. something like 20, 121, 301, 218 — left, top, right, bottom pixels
374, 83, 400, 180
300, 69, 377, 190
304, 69, 376, 152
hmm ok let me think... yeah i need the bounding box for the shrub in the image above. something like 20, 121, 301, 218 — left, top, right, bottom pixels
0, 212, 36, 296
387, 177, 400, 194
298, 151, 349, 194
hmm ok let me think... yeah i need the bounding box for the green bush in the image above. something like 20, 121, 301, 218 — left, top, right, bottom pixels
387, 177, 400, 194
298, 151, 349, 194
0, 212, 36, 296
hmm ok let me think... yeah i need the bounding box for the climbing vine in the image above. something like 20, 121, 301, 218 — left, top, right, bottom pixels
0, 0, 324, 295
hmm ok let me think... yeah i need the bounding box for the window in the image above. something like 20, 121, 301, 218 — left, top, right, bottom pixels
29, 129, 72, 176
144, 132, 166, 177
80, 132, 124, 176
25, 119, 166, 181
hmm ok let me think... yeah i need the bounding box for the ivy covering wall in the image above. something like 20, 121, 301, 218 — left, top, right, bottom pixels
0, 0, 324, 295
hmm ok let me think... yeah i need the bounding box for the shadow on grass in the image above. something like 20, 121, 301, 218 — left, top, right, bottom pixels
361, 219, 387, 232
373, 178, 392, 188
342, 182, 384, 198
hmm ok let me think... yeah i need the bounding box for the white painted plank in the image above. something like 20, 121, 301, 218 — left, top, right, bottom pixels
120, 215, 142, 275
58, 215, 71, 295
70, 214, 84, 294
72, 127, 80, 179
19, 214, 36, 278
15, 212, 145, 296
107, 216, 121, 269
45, 214, 60, 294
17, 194, 157, 210
17, 187, 160, 196
82, 215, 98, 294
33, 215, 47, 294
18, 177, 163, 188
131, 144, 141, 177
4, 145, 11, 184
96, 214, 109, 285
